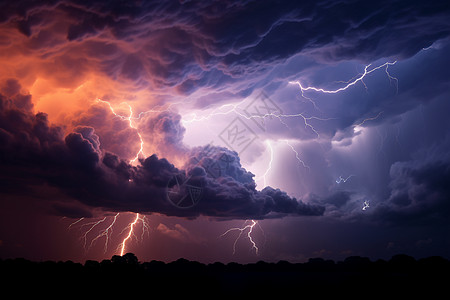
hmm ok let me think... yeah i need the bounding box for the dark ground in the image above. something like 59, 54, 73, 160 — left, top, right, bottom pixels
1, 253, 449, 297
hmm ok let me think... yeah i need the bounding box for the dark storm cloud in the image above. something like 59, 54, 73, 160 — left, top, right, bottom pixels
1, 0, 449, 98
185, 145, 324, 219
0, 80, 323, 219
371, 136, 450, 226
138, 110, 187, 156
70, 103, 142, 162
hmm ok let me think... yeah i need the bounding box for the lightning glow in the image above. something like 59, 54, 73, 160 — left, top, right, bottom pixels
221, 220, 261, 255
263, 140, 274, 187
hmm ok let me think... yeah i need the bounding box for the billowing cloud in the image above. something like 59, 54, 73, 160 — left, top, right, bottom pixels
372, 136, 450, 225
0, 80, 323, 220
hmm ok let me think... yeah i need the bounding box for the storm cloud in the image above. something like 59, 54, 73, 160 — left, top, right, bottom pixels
1, 0, 449, 101
0, 80, 323, 219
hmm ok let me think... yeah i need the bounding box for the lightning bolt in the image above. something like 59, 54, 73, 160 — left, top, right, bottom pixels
181, 99, 332, 139
354, 111, 384, 128
68, 213, 150, 256
284, 139, 310, 171
96, 99, 145, 164
221, 220, 261, 255
362, 200, 370, 211
335, 175, 355, 184
119, 213, 150, 256
79, 217, 107, 251
89, 213, 119, 253
97, 99, 150, 254
257, 139, 309, 188
289, 61, 397, 95
68, 217, 84, 230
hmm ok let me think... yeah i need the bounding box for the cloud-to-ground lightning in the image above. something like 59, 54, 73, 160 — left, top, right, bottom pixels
96, 99, 152, 255
119, 213, 150, 256
68, 213, 150, 256
220, 220, 262, 255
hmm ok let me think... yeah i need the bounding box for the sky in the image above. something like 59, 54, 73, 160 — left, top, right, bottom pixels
1, 0, 450, 263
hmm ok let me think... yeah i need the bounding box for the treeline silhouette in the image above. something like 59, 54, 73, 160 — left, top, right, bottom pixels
1, 253, 449, 296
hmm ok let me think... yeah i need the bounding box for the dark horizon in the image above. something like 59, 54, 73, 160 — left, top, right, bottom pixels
2, 252, 449, 296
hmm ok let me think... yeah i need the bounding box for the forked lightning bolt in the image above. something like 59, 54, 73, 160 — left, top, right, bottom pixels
221, 220, 262, 255
289, 61, 398, 95
68, 213, 150, 256
89, 213, 119, 253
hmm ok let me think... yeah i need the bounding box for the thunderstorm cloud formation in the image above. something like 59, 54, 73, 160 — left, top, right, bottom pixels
0, 81, 324, 219
1, 0, 450, 262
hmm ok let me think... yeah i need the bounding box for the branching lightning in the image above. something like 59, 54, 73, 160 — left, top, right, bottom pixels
89, 213, 119, 253
221, 220, 262, 255
289, 61, 398, 95
68, 213, 150, 256
118, 213, 150, 256
96, 99, 145, 164
79, 217, 107, 251
66, 99, 154, 256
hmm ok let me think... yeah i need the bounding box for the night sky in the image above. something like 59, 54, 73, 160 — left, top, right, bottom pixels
1, 0, 450, 264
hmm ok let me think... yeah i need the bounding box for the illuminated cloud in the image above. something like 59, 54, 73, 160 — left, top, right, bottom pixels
0, 81, 324, 219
